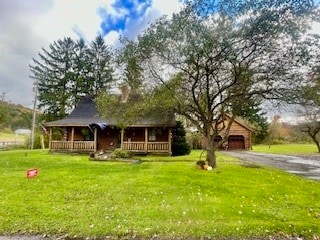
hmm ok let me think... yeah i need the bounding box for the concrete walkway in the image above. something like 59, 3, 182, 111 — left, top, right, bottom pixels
224, 151, 320, 181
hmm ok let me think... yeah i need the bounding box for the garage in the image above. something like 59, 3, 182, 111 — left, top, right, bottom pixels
228, 135, 245, 150
201, 116, 252, 150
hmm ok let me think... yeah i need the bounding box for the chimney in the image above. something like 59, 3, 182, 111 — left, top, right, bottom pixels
120, 85, 130, 103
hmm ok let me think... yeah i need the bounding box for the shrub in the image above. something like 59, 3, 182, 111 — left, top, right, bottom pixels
172, 141, 190, 156
112, 148, 133, 159
25, 132, 49, 149
171, 121, 190, 156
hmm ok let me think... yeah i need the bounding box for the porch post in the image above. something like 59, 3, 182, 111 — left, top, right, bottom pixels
120, 128, 124, 150
49, 128, 52, 150
94, 128, 97, 152
71, 127, 74, 150
168, 128, 172, 155
144, 128, 148, 153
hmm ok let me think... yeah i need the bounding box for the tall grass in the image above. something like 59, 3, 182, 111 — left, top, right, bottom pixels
0, 150, 319, 239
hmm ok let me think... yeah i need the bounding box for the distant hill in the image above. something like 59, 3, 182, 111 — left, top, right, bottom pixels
0, 100, 33, 131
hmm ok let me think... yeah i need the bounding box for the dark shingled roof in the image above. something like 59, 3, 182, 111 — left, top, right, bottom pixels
44, 95, 107, 127
45, 95, 176, 127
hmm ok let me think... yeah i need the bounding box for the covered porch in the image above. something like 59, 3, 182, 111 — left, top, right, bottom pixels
48, 126, 172, 154
121, 127, 172, 154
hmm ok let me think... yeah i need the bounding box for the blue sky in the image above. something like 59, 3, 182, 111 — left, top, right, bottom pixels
99, 0, 152, 34
0, 0, 183, 107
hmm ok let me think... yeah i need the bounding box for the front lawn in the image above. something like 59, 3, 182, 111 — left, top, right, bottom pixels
252, 144, 318, 155
0, 150, 319, 239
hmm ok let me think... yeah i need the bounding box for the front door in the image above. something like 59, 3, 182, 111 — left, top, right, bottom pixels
97, 127, 120, 151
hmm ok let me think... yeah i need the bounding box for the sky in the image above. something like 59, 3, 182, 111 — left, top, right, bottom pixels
0, 0, 320, 118
0, 0, 183, 108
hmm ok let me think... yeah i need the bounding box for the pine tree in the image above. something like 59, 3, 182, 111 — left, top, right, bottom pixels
87, 35, 114, 95
30, 35, 115, 121
30, 37, 78, 120
171, 121, 191, 156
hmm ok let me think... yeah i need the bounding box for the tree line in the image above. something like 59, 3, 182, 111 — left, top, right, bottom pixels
30, 0, 320, 165
0, 101, 32, 130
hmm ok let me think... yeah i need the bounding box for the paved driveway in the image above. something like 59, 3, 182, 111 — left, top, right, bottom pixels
224, 151, 320, 181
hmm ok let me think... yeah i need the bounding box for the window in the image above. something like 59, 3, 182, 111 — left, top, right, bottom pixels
148, 129, 156, 141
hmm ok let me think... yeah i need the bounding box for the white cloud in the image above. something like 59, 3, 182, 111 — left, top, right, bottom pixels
312, 21, 320, 35
104, 30, 121, 46
0, 0, 117, 107
0, 0, 51, 106
1, 0, 319, 111
153, 0, 183, 17
33, 0, 112, 44
114, 0, 183, 41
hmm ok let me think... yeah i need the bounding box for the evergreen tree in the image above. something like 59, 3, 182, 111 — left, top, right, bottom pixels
118, 40, 144, 93
71, 38, 91, 106
30, 35, 115, 121
238, 98, 269, 144
171, 121, 191, 156
87, 35, 114, 95
30, 37, 78, 120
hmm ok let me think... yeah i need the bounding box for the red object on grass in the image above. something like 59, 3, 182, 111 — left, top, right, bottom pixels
27, 169, 38, 178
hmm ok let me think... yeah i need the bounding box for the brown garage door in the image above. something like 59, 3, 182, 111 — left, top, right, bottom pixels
228, 135, 245, 150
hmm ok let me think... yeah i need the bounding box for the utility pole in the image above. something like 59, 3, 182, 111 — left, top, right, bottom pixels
30, 82, 38, 149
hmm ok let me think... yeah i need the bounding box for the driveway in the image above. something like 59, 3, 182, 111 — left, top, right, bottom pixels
223, 151, 320, 181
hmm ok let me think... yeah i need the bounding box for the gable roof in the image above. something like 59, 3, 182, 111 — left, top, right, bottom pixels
45, 95, 176, 127
225, 115, 253, 132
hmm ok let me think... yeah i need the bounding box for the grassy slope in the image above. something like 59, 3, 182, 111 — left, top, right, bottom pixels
0, 150, 319, 239
0, 132, 26, 141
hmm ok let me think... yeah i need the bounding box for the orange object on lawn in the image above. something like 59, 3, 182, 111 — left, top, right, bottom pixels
26, 168, 38, 178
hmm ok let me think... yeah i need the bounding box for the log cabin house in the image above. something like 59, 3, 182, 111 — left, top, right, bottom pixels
45, 95, 176, 154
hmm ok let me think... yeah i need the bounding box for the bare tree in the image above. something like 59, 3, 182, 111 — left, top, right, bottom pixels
297, 107, 320, 152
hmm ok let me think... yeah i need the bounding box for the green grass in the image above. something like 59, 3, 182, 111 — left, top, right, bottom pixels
0, 150, 320, 239
0, 132, 25, 141
252, 144, 319, 155
140, 149, 206, 162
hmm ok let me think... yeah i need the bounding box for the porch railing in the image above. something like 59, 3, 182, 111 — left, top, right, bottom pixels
147, 142, 169, 152
50, 141, 170, 153
122, 141, 170, 153
50, 141, 95, 151
122, 142, 145, 151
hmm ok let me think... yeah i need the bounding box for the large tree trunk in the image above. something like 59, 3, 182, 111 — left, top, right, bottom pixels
204, 134, 218, 168
206, 148, 217, 168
